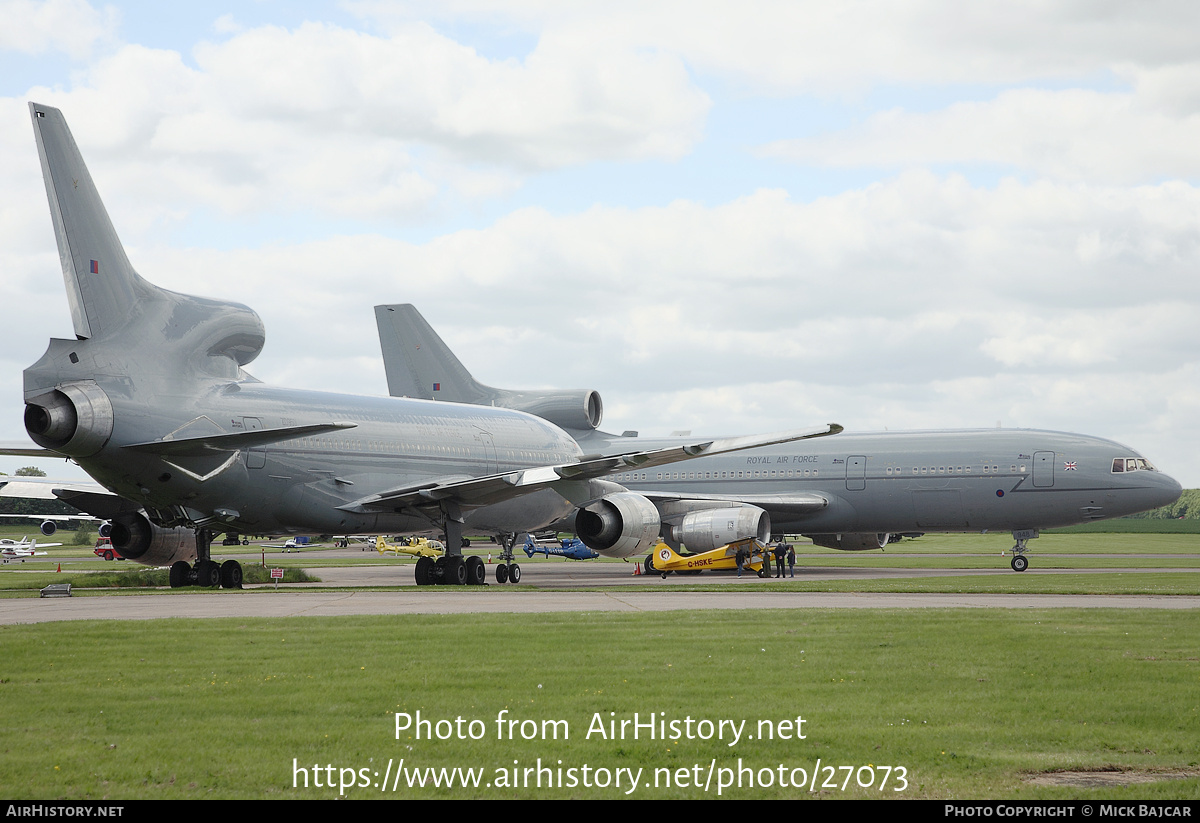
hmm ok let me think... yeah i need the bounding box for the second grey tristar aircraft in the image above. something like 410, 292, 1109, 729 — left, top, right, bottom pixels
374, 304, 1183, 573
18, 103, 841, 588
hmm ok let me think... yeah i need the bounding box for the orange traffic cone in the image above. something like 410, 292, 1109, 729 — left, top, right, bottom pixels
487, 553, 492, 564
632, 563, 641, 576
56, 563, 61, 573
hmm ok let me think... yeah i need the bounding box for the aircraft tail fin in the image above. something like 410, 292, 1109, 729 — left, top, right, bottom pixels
374, 303, 605, 430
29, 103, 145, 340
374, 304, 494, 403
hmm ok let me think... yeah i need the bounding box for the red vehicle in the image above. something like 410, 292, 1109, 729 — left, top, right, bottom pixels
94, 537, 123, 561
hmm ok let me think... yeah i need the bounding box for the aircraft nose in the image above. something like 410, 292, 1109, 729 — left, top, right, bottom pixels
1156, 471, 1184, 508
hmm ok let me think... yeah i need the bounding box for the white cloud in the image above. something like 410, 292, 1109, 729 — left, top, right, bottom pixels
0, 0, 118, 59
350, 1, 1200, 91
10, 16, 708, 227
763, 86, 1200, 183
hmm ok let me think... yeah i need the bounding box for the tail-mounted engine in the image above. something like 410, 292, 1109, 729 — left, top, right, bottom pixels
575, 492, 660, 558
500, 389, 604, 431
24, 381, 114, 457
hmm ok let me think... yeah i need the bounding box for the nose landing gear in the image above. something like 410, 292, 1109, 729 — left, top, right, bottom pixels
1008, 529, 1038, 572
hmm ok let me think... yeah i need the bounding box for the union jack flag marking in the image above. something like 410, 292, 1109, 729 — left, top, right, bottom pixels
1063, 462, 1077, 471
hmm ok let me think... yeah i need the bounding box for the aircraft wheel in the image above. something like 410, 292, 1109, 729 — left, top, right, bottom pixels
1011, 555, 1029, 572
466, 555, 486, 585
495, 563, 509, 584
508, 563, 521, 584
414, 556, 434, 586
169, 561, 191, 588
661, 572, 669, 579
757, 567, 768, 578
242, 539, 249, 545
196, 559, 221, 588
643, 555, 656, 575
445, 555, 468, 585
220, 560, 243, 589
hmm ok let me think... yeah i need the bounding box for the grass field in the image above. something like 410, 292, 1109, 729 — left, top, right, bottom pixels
2, 528, 1197, 799
0, 610, 1196, 799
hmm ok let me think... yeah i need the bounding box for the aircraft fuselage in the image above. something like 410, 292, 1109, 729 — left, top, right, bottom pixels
590, 427, 1181, 537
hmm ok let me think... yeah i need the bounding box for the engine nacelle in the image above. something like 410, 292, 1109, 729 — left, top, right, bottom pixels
807, 532, 890, 551
575, 492, 660, 558
40, 520, 57, 536
24, 381, 114, 457
108, 512, 197, 566
671, 507, 771, 552
499, 389, 604, 431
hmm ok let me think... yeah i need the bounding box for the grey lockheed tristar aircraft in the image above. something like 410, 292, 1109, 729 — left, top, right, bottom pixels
375, 304, 1183, 572
17, 103, 841, 588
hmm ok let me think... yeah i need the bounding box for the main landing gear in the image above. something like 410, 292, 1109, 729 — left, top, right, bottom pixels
413, 554, 489, 586
168, 529, 244, 589
411, 510, 498, 586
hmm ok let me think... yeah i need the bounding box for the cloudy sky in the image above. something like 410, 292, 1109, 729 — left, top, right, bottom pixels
2, 0, 1198, 486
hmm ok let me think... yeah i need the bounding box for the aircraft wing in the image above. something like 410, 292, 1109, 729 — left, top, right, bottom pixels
338, 423, 842, 513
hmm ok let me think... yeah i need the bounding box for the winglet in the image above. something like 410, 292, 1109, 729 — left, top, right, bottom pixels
29, 102, 145, 340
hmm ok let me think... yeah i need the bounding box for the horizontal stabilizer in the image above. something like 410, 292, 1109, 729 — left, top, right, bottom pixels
0, 477, 108, 500
53, 488, 140, 520
0, 440, 59, 457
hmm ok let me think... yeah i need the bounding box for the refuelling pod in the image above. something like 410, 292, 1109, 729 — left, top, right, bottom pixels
670, 506, 771, 552
24, 381, 114, 457
575, 492, 660, 558
807, 533, 891, 551
108, 512, 197, 566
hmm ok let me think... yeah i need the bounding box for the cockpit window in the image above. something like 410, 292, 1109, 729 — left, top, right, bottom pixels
1112, 457, 1157, 473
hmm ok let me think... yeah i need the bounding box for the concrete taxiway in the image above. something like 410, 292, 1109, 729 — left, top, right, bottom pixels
1, 553, 1197, 624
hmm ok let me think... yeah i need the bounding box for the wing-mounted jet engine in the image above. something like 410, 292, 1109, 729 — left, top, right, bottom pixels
573, 492, 773, 558
574, 492, 661, 558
